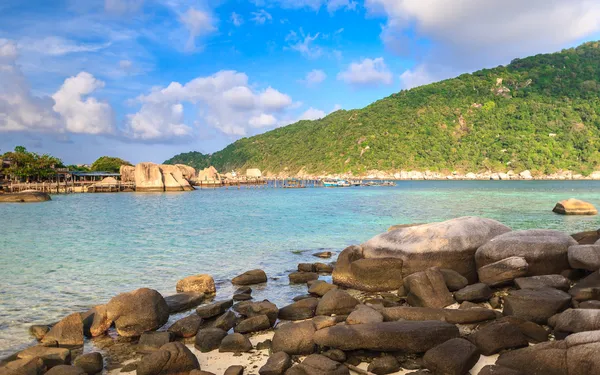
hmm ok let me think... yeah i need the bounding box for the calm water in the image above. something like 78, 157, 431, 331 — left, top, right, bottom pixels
1, 180, 600, 357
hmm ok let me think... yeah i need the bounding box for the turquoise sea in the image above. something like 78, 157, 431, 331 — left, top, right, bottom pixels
1, 181, 600, 358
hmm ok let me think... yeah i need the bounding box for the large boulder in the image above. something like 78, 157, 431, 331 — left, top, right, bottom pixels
219, 333, 253, 353
175, 164, 196, 181
503, 288, 572, 324
514, 275, 571, 291
176, 274, 216, 294
41, 313, 83, 348
569, 271, 600, 302
196, 299, 233, 319
313, 321, 459, 352
423, 338, 480, 375
272, 321, 316, 355
159, 164, 194, 191
496, 330, 600, 375
279, 298, 319, 321
120, 165, 135, 183
382, 306, 496, 324
315, 289, 359, 316
17, 346, 71, 368
0, 357, 46, 375
165, 292, 206, 314
477, 256, 529, 286
475, 230, 577, 277
137, 342, 200, 375
135, 163, 165, 192
73, 352, 103, 375
568, 244, 600, 271
468, 320, 529, 355
168, 314, 202, 338
194, 328, 227, 352
0, 192, 51, 203
553, 308, 600, 334
289, 355, 349, 375
454, 283, 493, 303
333, 217, 511, 290
259, 352, 292, 375
553, 198, 598, 215
106, 288, 169, 337
404, 268, 455, 308
234, 300, 278, 326
232, 269, 267, 285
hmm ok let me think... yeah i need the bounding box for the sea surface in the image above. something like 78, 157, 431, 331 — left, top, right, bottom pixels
1, 180, 600, 358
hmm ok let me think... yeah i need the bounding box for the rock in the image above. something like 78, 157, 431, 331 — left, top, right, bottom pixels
194, 328, 227, 352
459, 301, 483, 310
569, 271, 600, 301
315, 289, 360, 316
214, 311, 238, 332
307, 281, 337, 297
382, 306, 496, 324
196, 300, 233, 319
134, 163, 165, 192
313, 321, 459, 352
259, 352, 292, 375
579, 300, 600, 309
468, 320, 529, 355
312, 316, 338, 330
235, 286, 252, 295
404, 268, 455, 308
553, 308, 600, 334
503, 288, 572, 324
514, 275, 571, 291
367, 356, 401, 375
475, 230, 577, 277
553, 198, 598, 215
314, 263, 333, 273
291, 354, 349, 375
175, 164, 196, 181
235, 315, 271, 333
313, 251, 332, 258
164, 292, 206, 314
477, 256, 529, 286
298, 263, 316, 272
0, 357, 46, 375
234, 300, 278, 326
289, 272, 319, 284
232, 269, 267, 285
333, 217, 511, 291
176, 274, 216, 294
120, 165, 135, 183
423, 338, 480, 375
272, 321, 316, 355
29, 325, 50, 341
84, 305, 112, 337
137, 342, 200, 375
346, 305, 384, 325
568, 244, 600, 270
0, 192, 51, 203
17, 346, 71, 368
224, 366, 244, 375
496, 330, 600, 375
219, 333, 253, 353
73, 352, 103, 375
279, 298, 319, 321
168, 314, 202, 338
158, 164, 194, 191
233, 294, 253, 301
41, 313, 83, 348
45, 365, 86, 375
499, 316, 549, 343
138, 332, 172, 351
438, 268, 469, 291
571, 229, 600, 245
190, 371, 216, 375
478, 365, 524, 375
321, 349, 346, 362
454, 283, 493, 302
106, 288, 169, 337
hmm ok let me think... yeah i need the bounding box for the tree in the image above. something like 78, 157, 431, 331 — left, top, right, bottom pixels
90, 156, 132, 173
2, 146, 63, 181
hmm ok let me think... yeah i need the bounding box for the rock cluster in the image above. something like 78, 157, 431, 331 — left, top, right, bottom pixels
132, 162, 196, 192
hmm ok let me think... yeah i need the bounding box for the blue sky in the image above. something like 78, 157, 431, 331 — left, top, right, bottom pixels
1, 0, 600, 164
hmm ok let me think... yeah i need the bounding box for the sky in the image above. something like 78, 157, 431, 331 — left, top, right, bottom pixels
1, 0, 600, 165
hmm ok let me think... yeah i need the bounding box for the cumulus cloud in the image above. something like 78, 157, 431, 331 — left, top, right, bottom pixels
337, 57, 393, 86
124, 70, 295, 140
52, 72, 115, 134
303, 69, 327, 86
366, 0, 600, 70
180, 7, 217, 51
299, 107, 326, 121
0, 39, 114, 135
251, 9, 273, 25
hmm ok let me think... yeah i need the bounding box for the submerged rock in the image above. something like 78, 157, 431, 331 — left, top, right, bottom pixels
0, 191, 51, 203
333, 217, 510, 291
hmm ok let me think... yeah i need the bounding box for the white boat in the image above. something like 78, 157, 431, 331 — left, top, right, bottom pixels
323, 178, 351, 187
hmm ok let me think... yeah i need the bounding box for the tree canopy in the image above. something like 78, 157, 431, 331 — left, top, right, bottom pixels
165, 41, 600, 176
90, 156, 132, 173
2, 146, 64, 181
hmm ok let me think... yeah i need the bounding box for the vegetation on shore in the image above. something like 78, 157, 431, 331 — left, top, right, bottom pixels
90, 156, 132, 173
166, 41, 600, 176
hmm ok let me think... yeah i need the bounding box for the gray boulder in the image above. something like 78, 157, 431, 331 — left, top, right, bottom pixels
313, 321, 459, 352
553, 308, 600, 334
168, 314, 202, 338
468, 320, 529, 355
214, 311, 238, 332
307, 281, 337, 297
164, 292, 205, 314
333, 217, 511, 291
41, 313, 84, 348
503, 288, 572, 324
279, 298, 319, 321
17, 346, 71, 368
438, 268, 469, 291
137, 342, 199, 375
454, 283, 493, 303
234, 300, 279, 326
514, 275, 571, 291
0, 357, 46, 375
73, 353, 103, 375
477, 256, 528, 286
423, 338, 480, 375
404, 268, 456, 308
45, 365, 85, 375
478, 365, 524, 375
106, 288, 169, 337
346, 305, 384, 325
272, 321, 316, 355
289, 272, 319, 284
235, 315, 271, 334
568, 245, 600, 270
289, 354, 349, 375
196, 299, 233, 319
382, 306, 496, 324
367, 356, 401, 375
138, 331, 172, 351
475, 229, 576, 277
219, 333, 253, 353
194, 328, 227, 352
315, 289, 359, 316
232, 269, 267, 285
259, 352, 292, 375
569, 271, 600, 301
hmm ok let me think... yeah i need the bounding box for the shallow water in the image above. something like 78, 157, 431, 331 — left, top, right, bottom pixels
1, 180, 600, 358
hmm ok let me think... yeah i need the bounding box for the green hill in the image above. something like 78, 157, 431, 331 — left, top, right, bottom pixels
165, 41, 600, 176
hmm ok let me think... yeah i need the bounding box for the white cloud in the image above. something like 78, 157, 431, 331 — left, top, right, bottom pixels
125, 71, 295, 140
337, 57, 393, 86
303, 69, 327, 85
299, 107, 326, 121
104, 0, 144, 14
252, 0, 357, 12
288, 31, 322, 59
251, 9, 273, 25
231, 12, 243, 27
52, 72, 115, 134
398, 64, 438, 89
326, 0, 357, 13
366, 0, 600, 69
0, 39, 114, 135
180, 7, 217, 51
18, 36, 111, 56
331, 104, 342, 113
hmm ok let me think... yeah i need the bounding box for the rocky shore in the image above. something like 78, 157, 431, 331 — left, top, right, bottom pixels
3, 217, 600, 375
